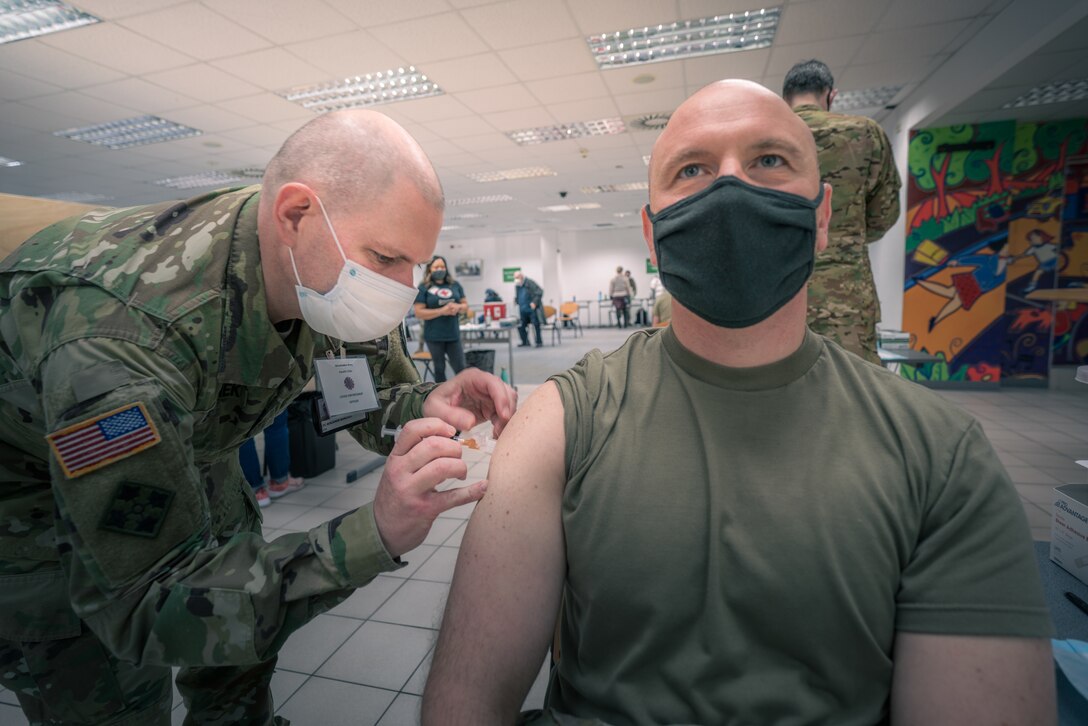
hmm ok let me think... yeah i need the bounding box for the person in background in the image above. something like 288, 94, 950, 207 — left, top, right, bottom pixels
484, 288, 503, 302
783, 59, 901, 365
0, 108, 517, 725
648, 274, 663, 301
513, 271, 544, 348
423, 79, 1053, 726
652, 289, 672, 326
609, 265, 631, 328
239, 410, 304, 508
414, 255, 469, 382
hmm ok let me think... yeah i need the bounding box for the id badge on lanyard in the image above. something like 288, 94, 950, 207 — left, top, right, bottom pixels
311, 349, 380, 435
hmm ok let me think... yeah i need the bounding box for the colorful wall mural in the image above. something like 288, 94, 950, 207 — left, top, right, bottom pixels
902, 118, 1088, 385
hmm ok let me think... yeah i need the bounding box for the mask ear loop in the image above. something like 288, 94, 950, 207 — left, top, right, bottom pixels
313, 193, 349, 265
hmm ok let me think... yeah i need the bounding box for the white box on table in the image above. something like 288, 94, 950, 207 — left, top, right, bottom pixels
1051, 484, 1088, 587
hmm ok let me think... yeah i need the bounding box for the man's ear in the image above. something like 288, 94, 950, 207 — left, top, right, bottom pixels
815, 182, 832, 254
641, 205, 658, 266
272, 182, 315, 249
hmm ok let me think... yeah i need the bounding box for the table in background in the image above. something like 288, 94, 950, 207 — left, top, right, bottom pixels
877, 345, 944, 373
1034, 541, 1088, 641
460, 322, 515, 387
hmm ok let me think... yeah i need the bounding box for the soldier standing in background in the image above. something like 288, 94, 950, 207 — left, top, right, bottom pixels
0, 109, 516, 725
784, 59, 902, 364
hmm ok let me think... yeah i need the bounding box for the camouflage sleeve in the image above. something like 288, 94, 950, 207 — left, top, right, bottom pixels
41, 338, 400, 668
346, 323, 437, 455
864, 120, 903, 243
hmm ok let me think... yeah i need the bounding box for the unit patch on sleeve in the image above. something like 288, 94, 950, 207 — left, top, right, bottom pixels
99, 481, 174, 538
46, 402, 161, 478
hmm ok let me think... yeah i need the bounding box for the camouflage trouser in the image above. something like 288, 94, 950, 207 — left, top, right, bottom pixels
807, 262, 882, 366
0, 627, 288, 725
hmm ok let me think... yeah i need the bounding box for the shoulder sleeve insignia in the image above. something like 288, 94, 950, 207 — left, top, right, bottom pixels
46, 402, 161, 479
100, 481, 174, 538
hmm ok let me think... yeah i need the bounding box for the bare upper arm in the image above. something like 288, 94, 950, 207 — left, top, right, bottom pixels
890, 632, 1055, 726
423, 381, 568, 724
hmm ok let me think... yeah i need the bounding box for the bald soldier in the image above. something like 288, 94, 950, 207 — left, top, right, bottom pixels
0, 110, 516, 725
784, 59, 901, 364
423, 80, 1053, 725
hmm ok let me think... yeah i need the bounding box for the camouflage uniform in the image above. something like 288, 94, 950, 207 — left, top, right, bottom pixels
794, 104, 902, 364
0, 186, 433, 725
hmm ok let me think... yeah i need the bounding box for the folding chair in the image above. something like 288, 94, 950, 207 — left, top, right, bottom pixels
411, 350, 434, 381
541, 305, 562, 346
559, 301, 583, 337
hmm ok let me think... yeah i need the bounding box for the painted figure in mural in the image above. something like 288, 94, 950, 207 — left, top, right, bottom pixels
915, 240, 1010, 331
1010, 228, 1060, 293
783, 59, 902, 365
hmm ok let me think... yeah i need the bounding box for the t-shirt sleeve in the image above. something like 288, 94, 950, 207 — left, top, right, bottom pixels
895, 420, 1052, 637
415, 285, 428, 305
548, 351, 602, 480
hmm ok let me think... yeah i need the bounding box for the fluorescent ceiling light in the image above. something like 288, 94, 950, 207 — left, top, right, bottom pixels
614, 211, 637, 218
447, 212, 483, 220
582, 181, 649, 194
54, 115, 202, 149
0, 155, 22, 167
833, 85, 904, 111
154, 171, 250, 190
538, 202, 601, 212
440, 225, 461, 231
587, 7, 780, 69
280, 66, 442, 112
0, 0, 100, 45
466, 166, 557, 182
508, 118, 625, 146
447, 194, 514, 206
1003, 78, 1088, 108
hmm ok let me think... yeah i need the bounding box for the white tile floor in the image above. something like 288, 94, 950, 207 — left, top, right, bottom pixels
1, 331, 1085, 725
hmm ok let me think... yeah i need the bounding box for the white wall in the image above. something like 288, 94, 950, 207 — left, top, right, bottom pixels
558, 226, 652, 304
430, 232, 546, 308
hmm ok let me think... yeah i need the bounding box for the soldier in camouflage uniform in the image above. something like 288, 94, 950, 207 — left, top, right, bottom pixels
0, 110, 516, 725
783, 59, 902, 364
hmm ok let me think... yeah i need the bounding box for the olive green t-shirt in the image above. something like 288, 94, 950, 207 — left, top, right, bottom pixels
547, 328, 1050, 726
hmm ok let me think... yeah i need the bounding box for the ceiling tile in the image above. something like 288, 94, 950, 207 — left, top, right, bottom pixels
67, 0, 188, 20
526, 73, 610, 105
166, 105, 262, 134
144, 64, 263, 103
22, 91, 145, 123
118, 4, 271, 61
2, 102, 87, 133
486, 107, 558, 131
0, 69, 62, 101
836, 55, 943, 91
422, 116, 496, 139
323, 0, 453, 27
392, 95, 476, 123
212, 49, 329, 91
455, 84, 540, 114
605, 65, 686, 101
499, 38, 599, 81
218, 94, 315, 124
854, 20, 971, 65
423, 53, 518, 93
38, 22, 195, 74
375, 13, 488, 63
217, 125, 291, 148
461, 0, 579, 50
613, 88, 686, 116
774, 0, 887, 45
566, 0, 681, 35
451, 132, 517, 152
0, 40, 126, 88
986, 48, 1088, 89
209, 0, 357, 44
80, 78, 199, 114
285, 31, 404, 77
546, 97, 621, 123
765, 36, 863, 77
877, 0, 992, 30
684, 47, 771, 86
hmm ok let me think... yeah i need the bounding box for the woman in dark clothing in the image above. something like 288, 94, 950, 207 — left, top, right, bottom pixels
413, 256, 469, 382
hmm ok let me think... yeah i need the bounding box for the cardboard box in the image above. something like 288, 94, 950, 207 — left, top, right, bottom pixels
1051, 484, 1088, 587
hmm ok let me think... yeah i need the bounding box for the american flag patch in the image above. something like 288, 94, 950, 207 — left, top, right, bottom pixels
47, 402, 161, 479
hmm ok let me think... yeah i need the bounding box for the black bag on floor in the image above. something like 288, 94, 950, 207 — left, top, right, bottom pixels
465, 348, 496, 374
287, 392, 336, 478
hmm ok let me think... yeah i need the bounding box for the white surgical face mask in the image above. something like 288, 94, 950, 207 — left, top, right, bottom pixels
289, 194, 418, 342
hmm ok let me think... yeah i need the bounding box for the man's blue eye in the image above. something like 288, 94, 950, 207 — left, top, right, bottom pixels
759, 155, 784, 168
680, 165, 701, 178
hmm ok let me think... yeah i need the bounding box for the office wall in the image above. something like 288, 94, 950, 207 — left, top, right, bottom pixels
0, 193, 103, 257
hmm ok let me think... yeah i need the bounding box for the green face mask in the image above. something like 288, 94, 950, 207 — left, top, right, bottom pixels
647, 175, 824, 329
